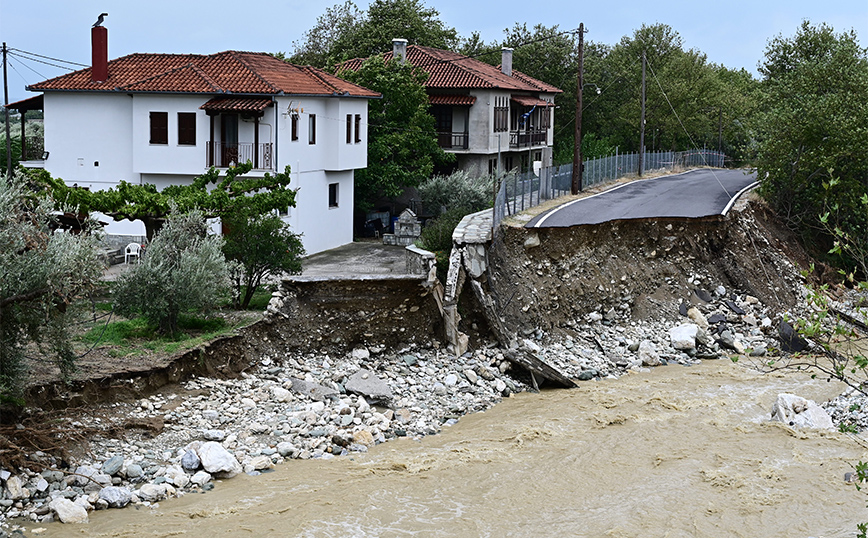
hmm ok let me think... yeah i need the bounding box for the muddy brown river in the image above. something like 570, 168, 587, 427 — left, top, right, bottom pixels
30, 360, 866, 537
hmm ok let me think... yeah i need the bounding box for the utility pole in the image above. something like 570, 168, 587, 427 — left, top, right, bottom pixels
571, 23, 585, 194
718, 107, 723, 160
638, 50, 645, 177
3, 43, 11, 177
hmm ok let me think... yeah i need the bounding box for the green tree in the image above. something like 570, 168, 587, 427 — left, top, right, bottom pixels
338, 56, 453, 212
755, 21, 868, 258
114, 209, 229, 335
294, 0, 458, 69
222, 213, 305, 309
0, 171, 102, 398
31, 162, 297, 242
288, 1, 363, 67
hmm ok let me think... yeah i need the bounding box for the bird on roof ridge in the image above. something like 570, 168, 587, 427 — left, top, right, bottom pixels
93, 13, 108, 27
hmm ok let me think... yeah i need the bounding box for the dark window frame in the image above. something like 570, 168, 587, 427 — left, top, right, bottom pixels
177, 112, 196, 146
346, 114, 353, 144
354, 114, 361, 143
150, 111, 168, 145
328, 182, 339, 208
291, 115, 299, 141
309, 114, 316, 145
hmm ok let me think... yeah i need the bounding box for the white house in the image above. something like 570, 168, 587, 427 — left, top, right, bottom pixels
10, 25, 380, 255
342, 40, 562, 178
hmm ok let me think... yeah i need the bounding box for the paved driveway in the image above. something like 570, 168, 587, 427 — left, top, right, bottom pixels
527, 169, 758, 228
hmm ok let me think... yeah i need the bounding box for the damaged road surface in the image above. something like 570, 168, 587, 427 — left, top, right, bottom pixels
528, 168, 758, 227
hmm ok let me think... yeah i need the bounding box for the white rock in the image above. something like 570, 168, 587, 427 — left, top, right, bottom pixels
464, 369, 478, 384
686, 307, 708, 329
164, 466, 189, 488
49, 498, 88, 524
190, 471, 212, 487
137, 483, 168, 502
638, 340, 661, 366
246, 455, 272, 472
352, 347, 370, 361
271, 387, 291, 402
99, 486, 132, 508
198, 441, 242, 478
444, 374, 458, 386
669, 324, 699, 350
5, 476, 29, 500
771, 393, 834, 430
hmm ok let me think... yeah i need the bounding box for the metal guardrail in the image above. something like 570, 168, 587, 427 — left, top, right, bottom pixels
206, 142, 273, 169
493, 149, 727, 229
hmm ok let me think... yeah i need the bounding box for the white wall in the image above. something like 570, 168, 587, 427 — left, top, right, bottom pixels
43, 92, 135, 190
42, 91, 370, 255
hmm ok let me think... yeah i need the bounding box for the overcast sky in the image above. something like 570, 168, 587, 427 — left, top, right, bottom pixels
2, 0, 866, 104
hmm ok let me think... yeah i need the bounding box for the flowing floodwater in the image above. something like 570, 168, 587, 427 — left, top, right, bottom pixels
31, 360, 866, 537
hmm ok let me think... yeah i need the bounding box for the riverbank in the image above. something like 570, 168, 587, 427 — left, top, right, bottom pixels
23, 358, 868, 538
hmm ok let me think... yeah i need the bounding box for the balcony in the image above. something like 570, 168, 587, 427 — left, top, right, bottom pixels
437, 131, 469, 150
206, 142, 273, 169
509, 129, 548, 149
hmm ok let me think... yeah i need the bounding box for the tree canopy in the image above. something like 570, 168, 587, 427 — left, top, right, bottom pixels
754, 21, 868, 262
338, 56, 453, 211
290, 0, 458, 69
31, 162, 297, 241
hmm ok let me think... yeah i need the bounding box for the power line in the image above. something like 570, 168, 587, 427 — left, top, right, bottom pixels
8, 50, 76, 72
7, 56, 47, 81
9, 47, 87, 68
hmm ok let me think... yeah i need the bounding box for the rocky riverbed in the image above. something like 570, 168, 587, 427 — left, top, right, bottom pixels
1, 276, 866, 532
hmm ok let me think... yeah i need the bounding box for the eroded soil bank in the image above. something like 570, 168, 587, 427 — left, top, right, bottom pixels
485, 199, 811, 339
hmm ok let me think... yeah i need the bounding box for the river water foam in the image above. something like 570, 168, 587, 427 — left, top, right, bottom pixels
32, 360, 866, 537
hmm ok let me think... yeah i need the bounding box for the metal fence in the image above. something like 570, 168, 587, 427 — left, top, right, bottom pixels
493, 149, 726, 229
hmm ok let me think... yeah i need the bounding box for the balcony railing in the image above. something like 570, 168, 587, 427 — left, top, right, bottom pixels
206, 142, 273, 169
437, 131, 469, 150
509, 129, 548, 149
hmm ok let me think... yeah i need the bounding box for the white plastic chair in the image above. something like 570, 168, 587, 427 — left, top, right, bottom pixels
124, 243, 141, 264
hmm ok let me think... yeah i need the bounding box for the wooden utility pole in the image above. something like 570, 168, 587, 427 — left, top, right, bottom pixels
638, 50, 645, 177
3, 43, 11, 177
571, 23, 585, 194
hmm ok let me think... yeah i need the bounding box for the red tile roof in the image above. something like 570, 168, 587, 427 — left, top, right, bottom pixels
510, 95, 554, 107
27, 51, 379, 98
428, 95, 477, 106
341, 45, 562, 94
200, 97, 274, 112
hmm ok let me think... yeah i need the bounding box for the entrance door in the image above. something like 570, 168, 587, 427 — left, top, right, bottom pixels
221, 114, 239, 167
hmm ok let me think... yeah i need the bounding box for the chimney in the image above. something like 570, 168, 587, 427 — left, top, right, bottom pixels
501, 48, 513, 77
91, 25, 108, 83
392, 38, 408, 64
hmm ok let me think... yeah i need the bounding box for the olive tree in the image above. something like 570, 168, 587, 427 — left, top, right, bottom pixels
0, 171, 102, 398
113, 209, 230, 335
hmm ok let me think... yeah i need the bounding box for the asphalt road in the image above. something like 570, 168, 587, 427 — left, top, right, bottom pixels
527, 169, 758, 228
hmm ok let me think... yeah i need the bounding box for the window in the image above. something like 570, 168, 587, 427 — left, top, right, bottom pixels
149, 112, 168, 144
178, 112, 196, 145
494, 96, 508, 132
346, 114, 353, 144
291, 114, 299, 141
309, 114, 316, 144
328, 183, 339, 208
354, 114, 361, 143
488, 157, 498, 175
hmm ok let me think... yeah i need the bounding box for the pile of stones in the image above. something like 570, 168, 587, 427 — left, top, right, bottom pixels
0, 341, 529, 527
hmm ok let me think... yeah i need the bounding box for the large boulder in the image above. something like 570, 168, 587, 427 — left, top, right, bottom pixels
49, 498, 88, 524
669, 323, 699, 351
770, 393, 834, 429
99, 486, 132, 508
638, 340, 660, 366
345, 369, 393, 403
197, 441, 242, 478
290, 379, 339, 402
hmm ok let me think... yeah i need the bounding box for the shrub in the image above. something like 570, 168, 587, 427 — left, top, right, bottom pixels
416, 170, 493, 216
114, 209, 230, 335
222, 212, 304, 309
